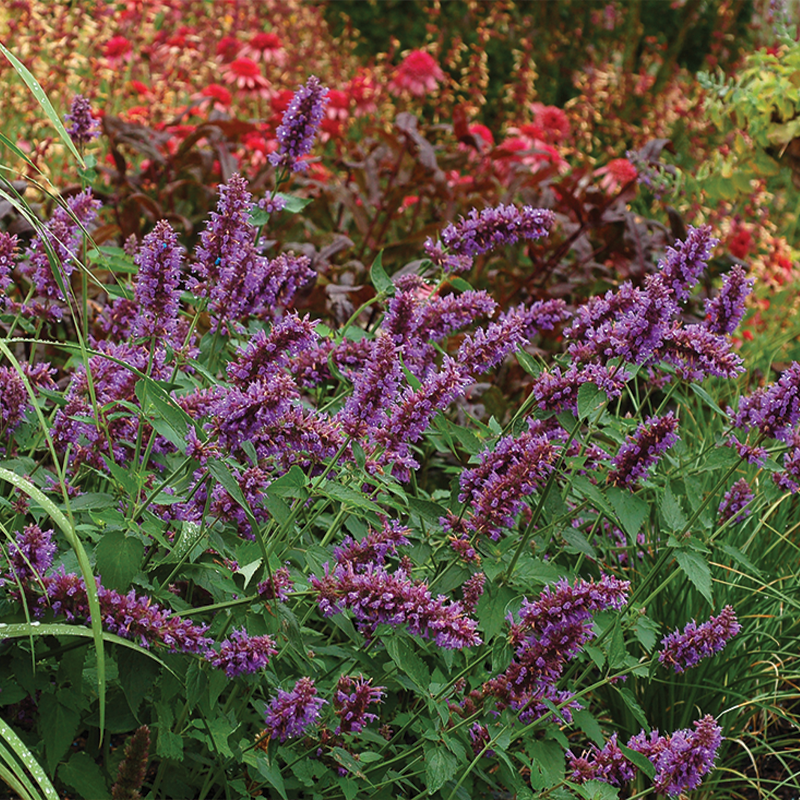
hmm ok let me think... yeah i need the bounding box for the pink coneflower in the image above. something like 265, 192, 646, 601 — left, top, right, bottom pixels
216, 35, 241, 61
469, 123, 494, 152
595, 158, 638, 194
241, 31, 286, 65
223, 57, 271, 97
530, 103, 571, 144
389, 50, 446, 97
103, 35, 133, 66
193, 83, 232, 112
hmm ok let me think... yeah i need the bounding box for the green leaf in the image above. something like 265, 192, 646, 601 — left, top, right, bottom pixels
607, 621, 627, 669
0, 714, 59, 800
118, 649, 161, 716
425, 745, 457, 794
562, 527, 597, 559
156, 730, 183, 761
275, 192, 313, 214
632, 615, 660, 653
675, 549, 713, 604
59, 752, 109, 799
332, 747, 368, 780
266, 465, 308, 498
527, 739, 564, 788
573, 709, 605, 748
689, 383, 726, 416
448, 276, 473, 292
717, 541, 761, 577
385, 636, 430, 694
574, 780, 619, 800
618, 744, 656, 780
476, 584, 517, 641
0, 42, 84, 166
516, 350, 541, 377
369, 251, 394, 295
407, 497, 448, 524
95, 531, 144, 591
40, 692, 80, 773
606, 487, 649, 539
254, 755, 288, 800
660, 483, 687, 532
614, 686, 649, 732
571, 475, 616, 520
577, 383, 607, 421
321, 480, 381, 512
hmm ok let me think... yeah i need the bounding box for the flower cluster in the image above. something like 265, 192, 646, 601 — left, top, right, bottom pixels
718, 478, 754, 524
333, 675, 385, 734
64, 94, 100, 146
268, 76, 329, 172
262, 677, 326, 742
658, 606, 741, 673
608, 413, 680, 489
208, 628, 278, 678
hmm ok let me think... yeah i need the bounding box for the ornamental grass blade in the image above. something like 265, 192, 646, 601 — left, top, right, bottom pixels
0, 715, 59, 800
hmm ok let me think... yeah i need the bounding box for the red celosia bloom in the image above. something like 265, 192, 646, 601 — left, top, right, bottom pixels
104, 35, 133, 64
530, 102, 571, 143
216, 35, 241, 61
223, 57, 271, 97
389, 50, 446, 97
596, 158, 638, 194
241, 31, 286, 65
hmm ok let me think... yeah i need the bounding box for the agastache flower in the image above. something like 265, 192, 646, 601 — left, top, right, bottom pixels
729, 362, 800, 444
268, 76, 329, 173
0, 366, 30, 434
568, 733, 636, 786
457, 309, 528, 374
132, 220, 184, 340
704, 265, 753, 335
658, 606, 741, 673
5, 524, 56, 582
0, 231, 18, 296
608, 413, 679, 489
657, 225, 718, 301
461, 572, 485, 613
257, 566, 294, 601
64, 94, 100, 146
333, 675, 385, 734
718, 478, 754, 523
660, 324, 744, 381
333, 520, 410, 570
263, 677, 326, 741
207, 628, 278, 678
310, 563, 481, 649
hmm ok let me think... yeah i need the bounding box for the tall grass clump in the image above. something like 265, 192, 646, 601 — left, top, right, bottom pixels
1, 52, 799, 800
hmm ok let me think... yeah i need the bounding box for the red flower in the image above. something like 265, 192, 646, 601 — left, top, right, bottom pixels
389, 50, 446, 97
595, 158, 638, 194
216, 35, 241, 61
728, 224, 752, 260
103, 35, 133, 64
241, 31, 286, 65
530, 103, 571, 144
223, 57, 271, 97
349, 68, 380, 116
200, 84, 232, 107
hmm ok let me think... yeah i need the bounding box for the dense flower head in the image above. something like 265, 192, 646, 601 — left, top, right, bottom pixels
333, 675, 385, 734
436, 204, 555, 260
568, 733, 636, 786
0, 366, 30, 434
309, 563, 481, 649
269, 76, 329, 173
658, 606, 741, 672
608, 412, 680, 489
0, 231, 18, 294
133, 220, 184, 340
64, 94, 100, 146
660, 324, 745, 381
457, 309, 528, 375
461, 572, 486, 613
469, 723, 494, 757
729, 362, 800, 444
389, 50, 446, 97
263, 677, 326, 742
207, 628, 278, 678
704, 265, 753, 335
774, 433, 800, 492
333, 520, 410, 570
5, 524, 56, 582
657, 225, 718, 301
257, 566, 294, 601
718, 478, 754, 523
532, 363, 630, 414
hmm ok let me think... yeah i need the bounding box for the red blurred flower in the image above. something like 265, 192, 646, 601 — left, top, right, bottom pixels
241, 31, 286, 65
530, 103, 571, 144
127, 80, 151, 98
388, 50, 445, 97
104, 35, 133, 65
223, 57, 271, 97
469, 123, 494, 151
320, 89, 350, 142
595, 158, 638, 194
728, 224, 753, 260
216, 35, 241, 61
349, 68, 380, 116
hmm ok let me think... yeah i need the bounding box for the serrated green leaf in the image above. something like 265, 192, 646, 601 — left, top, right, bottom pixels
157, 729, 184, 761
275, 192, 313, 214
571, 474, 616, 520
425, 745, 457, 794
577, 383, 607, 421
321, 480, 380, 512
632, 615, 660, 653
266, 465, 308, 498
675, 549, 713, 604
59, 752, 109, 799
614, 686, 649, 732
607, 487, 649, 538
476, 584, 517, 641
448, 276, 473, 292
516, 350, 541, 376
618, 744, 656, 779
573, 709, 605, 747
95, 531, 144, 591
332, 747, 368, 779
40, 692, 80, 773
660, 483, 687, 532
562, 527, 597, 558
385, 636, 430, 694
689, 383, 726, 416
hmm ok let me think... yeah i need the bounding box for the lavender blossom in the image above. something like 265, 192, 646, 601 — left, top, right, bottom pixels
469, 724, 494, 757
457, 309, 528, 374
227, 314, 317, 386
660, 324, 744, 381
774, 433, 800, 493
657, 225, 718, 301
510, 298, 571, 339
628, 715, 722, 796
729, 362, 800, 444
422, 238, 473, 274
718, 478, 754, 523
608, 413, 680, 489
0, 231, 18, 294
568, 733, 636, 786
339, 336, 402, 437
133, 220, 184, 340
263, 677, 326, 741
5, 524, 56, 582
532, 363, 630, 414
0, 366, 29, 434
258, 194, 287, 214
658, 606, 741, 673
64, 94, 100, 146
257, 566, 294, 601
310, 563, 481, 649
704, 265, 753, 335
333, 520, 410, 570
207, 628, 278, 678
413, 290, 497, 343
461, 572, 485, 613
268, 76, 329, 173
438, 204, 555, 259
22, 188, 100, 302
333, 675, 385, 734
255, 251, 315, 310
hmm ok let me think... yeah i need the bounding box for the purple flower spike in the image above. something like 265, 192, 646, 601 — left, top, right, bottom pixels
269, 76, 329, 173
568, 733, 636, 787
718, 478, 754, 524
729, 362, 800, 444
263, 677, 326, 742
133, 220, 184, 340
333, 519, 410, 571
65, 94, 100, 146
333, 675, 385, 734
208, 628, 278, 678
658, 606, 741, 673
257, 566, 294, 602
657, 225, 718, 301
609, 412, 679, 489
0, 231, 18, 295
6, 525, 56, 581
704, 265, 753, 335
